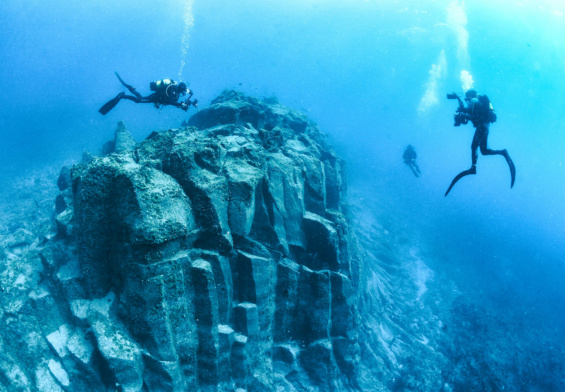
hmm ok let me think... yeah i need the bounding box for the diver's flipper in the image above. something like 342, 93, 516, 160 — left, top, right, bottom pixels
114, 72, 141, 98
99, 92, 124, 115
502, 149, 516, 188
444, 166, 476, 196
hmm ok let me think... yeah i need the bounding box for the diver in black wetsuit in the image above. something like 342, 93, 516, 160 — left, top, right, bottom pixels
444, 89, 516, 196
403, 144, 421, 177
99, 72, 198, 115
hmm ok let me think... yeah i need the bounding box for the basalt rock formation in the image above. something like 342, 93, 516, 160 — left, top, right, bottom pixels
3, 91, 565, 392
0, 91, 368, 391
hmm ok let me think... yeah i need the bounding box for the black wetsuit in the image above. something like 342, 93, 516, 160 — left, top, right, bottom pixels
99, 73, 196, 115
120, 84, 186, 109
468, 99, 504, 167
403, 145, 421, 177
444, 95, 516, 196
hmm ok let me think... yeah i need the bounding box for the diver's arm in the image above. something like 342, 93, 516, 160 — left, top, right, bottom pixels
169, 101, 189, 111
458, 100, 471, 114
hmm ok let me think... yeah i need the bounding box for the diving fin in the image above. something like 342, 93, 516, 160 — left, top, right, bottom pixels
502, 149, 516, 188
99, 92, 124, 115
444, 166, 476, 196
114, 72, 141, 98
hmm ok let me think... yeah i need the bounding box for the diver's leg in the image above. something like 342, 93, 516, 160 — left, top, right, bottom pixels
478, 127, 499, 157
413, 162, 421, 175
146, 94, 163, 108
409, 164, 419, 177
479, 129, 516, 188
471, 129, 481, 168
120, 95, 144, 103
138, 96, 153, 103
115, 72, 142, 99
445, 130, 479, 196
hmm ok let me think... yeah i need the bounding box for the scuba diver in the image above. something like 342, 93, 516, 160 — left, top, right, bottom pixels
403, 144, 421, 177
99, 72, 198, 115
444, 89, 516, 196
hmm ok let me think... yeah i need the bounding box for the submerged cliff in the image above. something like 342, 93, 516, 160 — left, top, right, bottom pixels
1, 91, 369, 391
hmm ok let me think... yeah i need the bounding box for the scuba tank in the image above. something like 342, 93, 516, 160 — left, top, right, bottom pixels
477, 94, 497, 123
150, 79, 175, 93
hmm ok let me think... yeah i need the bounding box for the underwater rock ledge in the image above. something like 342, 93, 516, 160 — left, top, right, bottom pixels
2, 90, 372, 391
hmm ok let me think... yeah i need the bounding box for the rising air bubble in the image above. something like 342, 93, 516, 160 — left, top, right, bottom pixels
178, 0, 195, 81
460, 70, 474, 92
447, 1, 470, 71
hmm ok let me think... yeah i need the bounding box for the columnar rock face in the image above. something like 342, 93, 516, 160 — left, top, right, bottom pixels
2, 91, 365, 391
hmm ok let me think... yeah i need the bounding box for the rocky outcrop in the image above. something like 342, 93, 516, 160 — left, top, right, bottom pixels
4, 91, 565, 392
6, 86, 565, 392
0, 91, 365, 391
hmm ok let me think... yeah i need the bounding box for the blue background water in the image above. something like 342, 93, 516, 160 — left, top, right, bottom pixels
1, 0, 564, 341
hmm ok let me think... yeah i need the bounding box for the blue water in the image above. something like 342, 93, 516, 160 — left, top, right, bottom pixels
1, 0, 564, 350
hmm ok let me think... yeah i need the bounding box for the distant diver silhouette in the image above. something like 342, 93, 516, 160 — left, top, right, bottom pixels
99, 72, 198, 115
445, 89, 516, 196
403, 144, 421, 177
